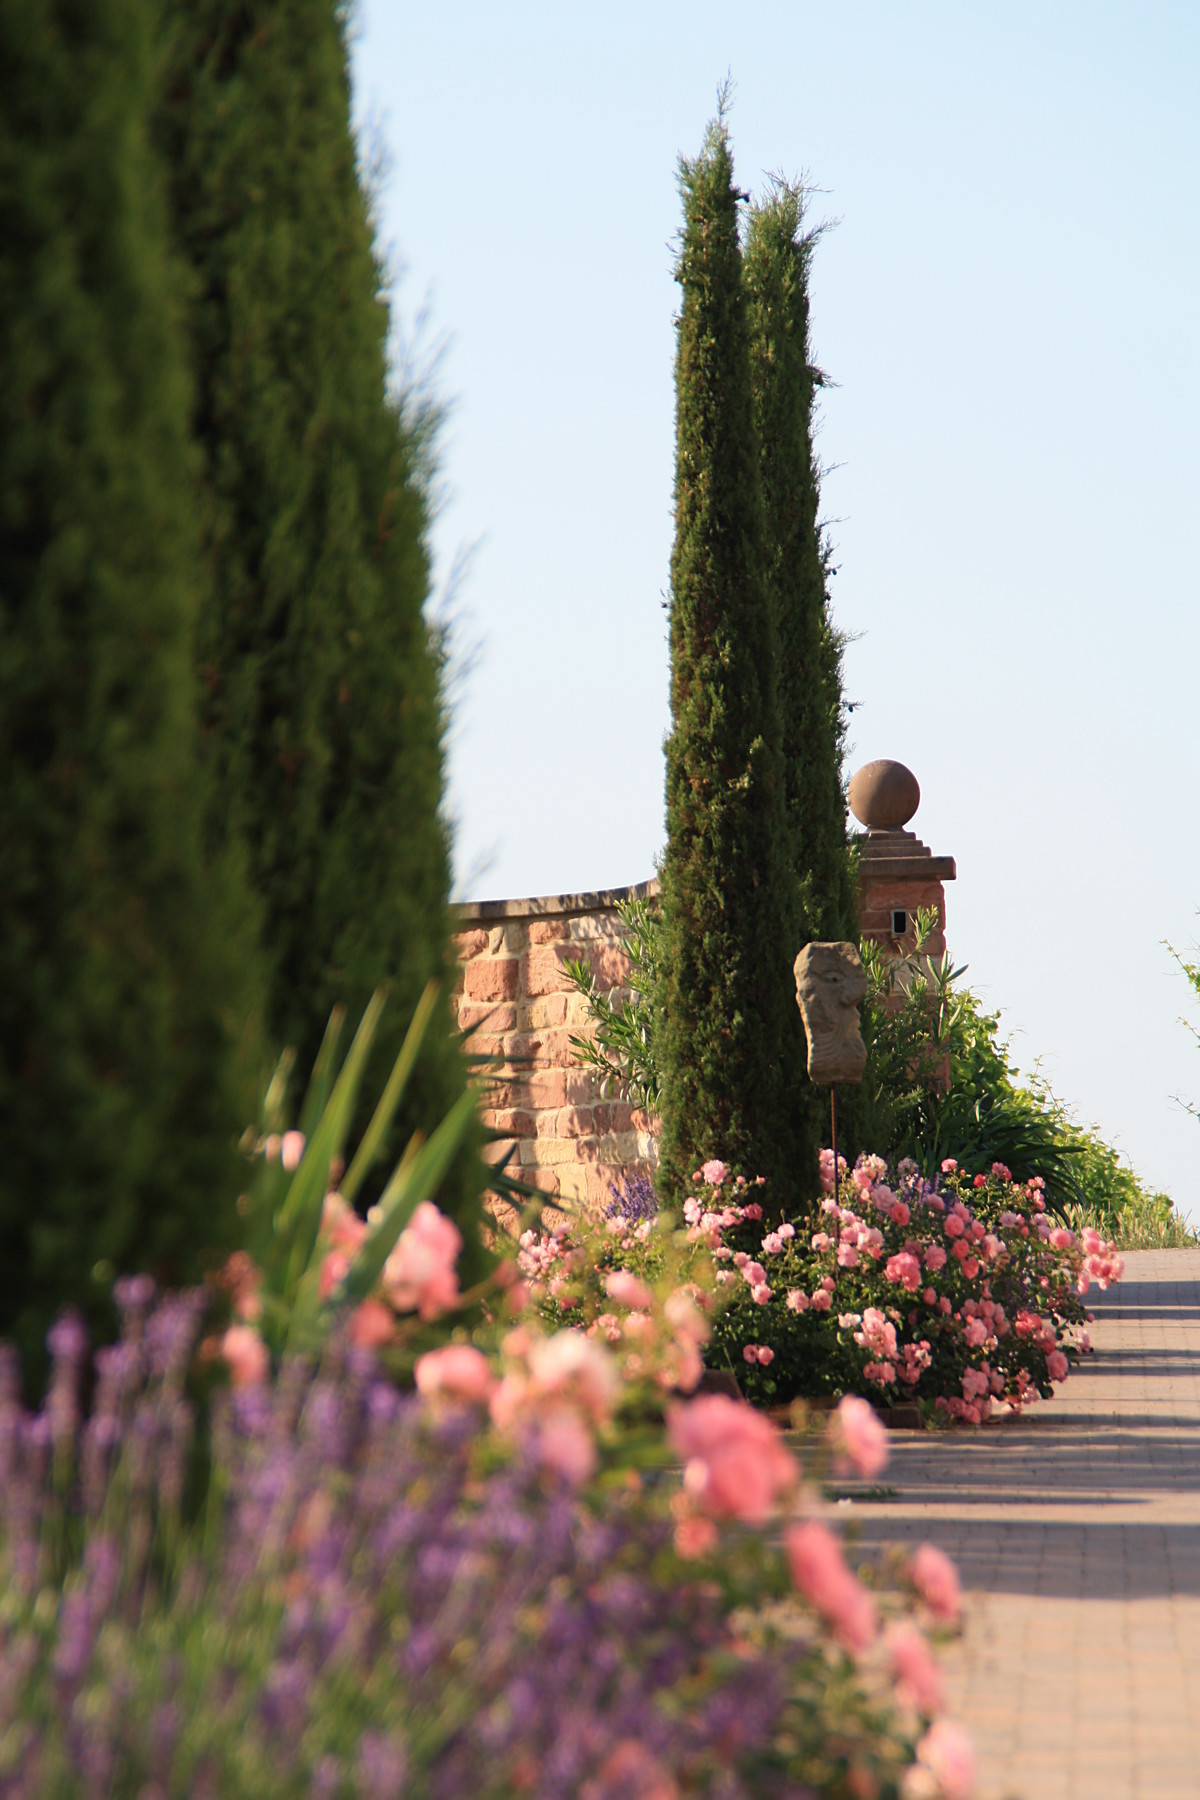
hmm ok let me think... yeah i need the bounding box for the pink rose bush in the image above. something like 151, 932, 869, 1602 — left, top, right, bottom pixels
687, 1156, 1121, 1420
3, 1232, 975, 1800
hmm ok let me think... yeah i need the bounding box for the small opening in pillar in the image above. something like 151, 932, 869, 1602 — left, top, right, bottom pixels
891, 909, 908, 937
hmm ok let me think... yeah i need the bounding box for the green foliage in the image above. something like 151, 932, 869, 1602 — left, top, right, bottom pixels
563, 894, 663, 1113
0, 0, 266, 1392
152, 0, 481, 1224
241, 987, 485, 1360
745, 182, 857, 949
852, 912, 1178, 1229
658, 116, 813, 1213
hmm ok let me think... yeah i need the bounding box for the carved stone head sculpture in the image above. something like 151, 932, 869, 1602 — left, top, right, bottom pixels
793, 942, 868, 1085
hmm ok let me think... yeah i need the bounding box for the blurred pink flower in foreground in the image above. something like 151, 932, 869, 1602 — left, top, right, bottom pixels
832, 1394, 889, 1479
606, 1269, 654, 1311
348, 1298, 395, 1349
915, 1718, 975, 1799
280, 1130, 305, 1173
383, 1202, 461, 1320
667, 1394, 796, 1524
415, 1343, 495, 1404
784, 1519, 877, 1653
910, 1543, 962, 1622
222, 1324, 269, 1387
887, 1621, 943, 1713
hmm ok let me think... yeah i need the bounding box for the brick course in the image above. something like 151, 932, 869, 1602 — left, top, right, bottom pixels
451, 881, 660, 1211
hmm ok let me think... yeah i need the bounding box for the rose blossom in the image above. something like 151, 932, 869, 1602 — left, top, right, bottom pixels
886, 1251, 922, 1294
1047, 1349, 1069, 1382
786, 1289, 810, 1313
222, 1324, 269, 1387
606, 1269, 654, 1311
383, 1202, 461, 1320
700, 1159, 728, 1185
667, 1394, 796, 1524
784, 1519, 877, 1652
887, 1622, 943, 1713
915, 1719, 976, 1800
832, 1394, 889, 1479
348, 1298, 395, 1349
924, 1243, 947, 1272
910, 1543, 962, 1621
415, 1343, 495, 1403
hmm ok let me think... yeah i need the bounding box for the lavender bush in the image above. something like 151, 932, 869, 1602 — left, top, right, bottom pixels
0, 1278, 973, 1800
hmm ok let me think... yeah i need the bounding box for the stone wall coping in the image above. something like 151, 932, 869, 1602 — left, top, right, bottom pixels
455, 877, 660, 925
859, 854, 957, 883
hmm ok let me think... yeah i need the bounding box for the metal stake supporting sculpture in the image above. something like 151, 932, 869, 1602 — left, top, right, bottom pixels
793, 942, 868, 1189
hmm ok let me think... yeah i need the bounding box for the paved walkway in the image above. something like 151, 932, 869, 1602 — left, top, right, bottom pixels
850, 1249, 1200, 1800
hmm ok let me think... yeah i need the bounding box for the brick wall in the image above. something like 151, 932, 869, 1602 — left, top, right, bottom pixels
453, 835, 955, 1213
451, 881, 660, 1212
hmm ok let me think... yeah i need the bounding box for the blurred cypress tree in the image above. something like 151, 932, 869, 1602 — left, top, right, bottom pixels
658, 115, 813, 1213
153, 0, 483, 1227
745, 182, 857, 949
0, 0, 265, 1384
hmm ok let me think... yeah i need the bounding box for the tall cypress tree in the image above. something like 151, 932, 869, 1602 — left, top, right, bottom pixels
745, 182, 856, 949
0, 0, 264, 1383
658, 118, 812, 1213
153, 0, 480, 1222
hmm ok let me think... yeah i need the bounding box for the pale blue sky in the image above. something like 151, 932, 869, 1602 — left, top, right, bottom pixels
352, 3, 1200, 1213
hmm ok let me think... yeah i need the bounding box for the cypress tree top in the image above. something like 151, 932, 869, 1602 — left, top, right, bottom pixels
658, 119, 812, 1210
745, 182, 856, 950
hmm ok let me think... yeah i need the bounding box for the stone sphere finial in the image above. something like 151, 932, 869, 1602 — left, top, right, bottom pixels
848, 760, 920, 832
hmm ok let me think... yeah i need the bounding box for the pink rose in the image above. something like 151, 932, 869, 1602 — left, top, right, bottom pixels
1047, 1349, 1069, 1382
810, 1289, 833, 1312
916, 1719, 976, 1800
321, 1191, 369, 1252
605, 1269, 654, 1311
667, 1394, 796, 1524
784, 1519, 877, 1653
222, 1324, 269, 1387
700, 1159, 728, 1185
924, 1243, 947, 1272
940, 1158, 958, 1173
536, 1406, 597, 1485
910, 1543, 962, 1621
944, 1215, 964, 1240
415, 1342, 495, 1403
887, 1621, 943, 1713
886, 1251, 922, 1293
1049, 1226, 1075, 1250
786, 1289, 809, 1313
348, 1298, 396, 1349
674, 1515, 719, 1560
832, 1394, 889, 1479
382, 1201, 462, 1320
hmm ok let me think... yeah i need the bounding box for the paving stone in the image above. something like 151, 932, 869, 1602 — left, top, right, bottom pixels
848, 1249, 1200, 1800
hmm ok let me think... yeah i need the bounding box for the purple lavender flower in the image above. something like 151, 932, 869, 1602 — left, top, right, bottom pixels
604, 1170, 659, 1222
